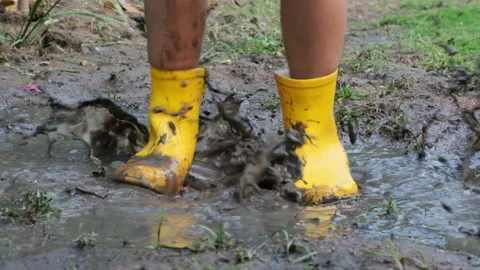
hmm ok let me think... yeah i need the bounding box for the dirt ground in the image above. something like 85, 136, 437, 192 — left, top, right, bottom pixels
1, 0, 480, 269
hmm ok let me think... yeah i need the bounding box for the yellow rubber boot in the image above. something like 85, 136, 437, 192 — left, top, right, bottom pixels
113, 67, 206, 196
274, 69, 358, 204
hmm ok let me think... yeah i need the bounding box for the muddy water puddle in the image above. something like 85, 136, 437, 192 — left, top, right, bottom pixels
1, 110, 479, 264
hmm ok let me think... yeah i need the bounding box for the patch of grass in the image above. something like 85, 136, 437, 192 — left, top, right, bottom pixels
205, 0, 283, 60
0, 28, 9, 45
259, 97, 280, 109
12, 0, 128, 47
90, 18, 113, 36
192, 221, 236, 250
340, 46, 395, 74
448, 59, 480, 94
73, 232, 98, 250
334, 83, 363, 132
378, 105, 413, 141
136, 72, 148, 81
236, 248, 255, 263
377, 2, 480, 70
335, 99, 360, 127
0, 190, 61, 225
368, 199, 399, 220
400, 0, 458, 11
0, 25, 16, 46
336, 83, 363, 101
362, 242, 429, 270
254, 229, 317, 264
376, 77, 416, 98
7, 65, 31, 85
63, 19, 79, 30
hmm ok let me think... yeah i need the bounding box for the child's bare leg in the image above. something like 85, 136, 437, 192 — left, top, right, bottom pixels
145, 0, 207, 70
113, 0, 208, 196
275, 0, 358, 203
280, 0, 347, 79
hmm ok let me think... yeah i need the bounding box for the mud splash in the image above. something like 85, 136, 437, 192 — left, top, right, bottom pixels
198, 93, 307, 203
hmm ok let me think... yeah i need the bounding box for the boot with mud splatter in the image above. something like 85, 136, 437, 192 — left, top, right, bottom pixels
112, 68, 206, 196
274, 69, 358, 204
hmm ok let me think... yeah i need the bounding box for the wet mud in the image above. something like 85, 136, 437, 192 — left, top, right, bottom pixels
1, 1, 480, 269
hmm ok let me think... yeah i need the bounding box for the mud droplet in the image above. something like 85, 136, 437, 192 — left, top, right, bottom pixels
159, 134, 167, 144
181, 80, 188, 87
441, 201, 453, 213
168, 121, 176, 135
152, 106, 165, 113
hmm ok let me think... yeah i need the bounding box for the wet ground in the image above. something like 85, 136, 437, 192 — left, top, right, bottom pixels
1, 1, 480, 269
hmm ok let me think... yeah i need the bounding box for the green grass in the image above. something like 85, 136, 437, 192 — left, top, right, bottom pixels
259, 97, 281, 109
73, 232, 98, 250
340, 45, 396, 74
205, 0, 283, 60
0, 28, 7, 45
0, 25, 15, 46
377, 1, 480, 70
342, 0, 479, 73
0, 190, 61, 225
400, 0, 460, 11
368, 199, 400, 220
12, 0, 129, 47
336, 83, 364, 101
362, 242, 429, 270
334, 83, 363, 128
193, 221, 236, 250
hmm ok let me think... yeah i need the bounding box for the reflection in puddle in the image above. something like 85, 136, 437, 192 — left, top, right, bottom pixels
147, 213, 199, 249
296, 205, 338, 239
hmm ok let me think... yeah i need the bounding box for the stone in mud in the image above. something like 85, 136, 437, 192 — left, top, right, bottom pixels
29, 98, 149, 165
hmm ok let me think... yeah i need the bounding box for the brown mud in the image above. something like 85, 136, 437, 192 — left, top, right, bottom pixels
1, 1, 480, 269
